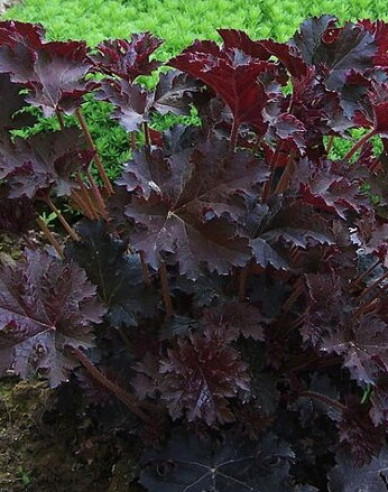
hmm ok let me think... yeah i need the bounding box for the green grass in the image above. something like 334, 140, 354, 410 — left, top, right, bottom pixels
4, 0, 386, 179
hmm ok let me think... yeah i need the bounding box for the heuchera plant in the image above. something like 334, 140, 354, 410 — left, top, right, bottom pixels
3, 15, 388, 490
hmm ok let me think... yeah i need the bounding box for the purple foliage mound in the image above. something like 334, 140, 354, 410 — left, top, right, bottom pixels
2, 16, 388, 490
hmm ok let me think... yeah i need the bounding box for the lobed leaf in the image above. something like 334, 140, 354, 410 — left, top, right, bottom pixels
0, 249, 106, 387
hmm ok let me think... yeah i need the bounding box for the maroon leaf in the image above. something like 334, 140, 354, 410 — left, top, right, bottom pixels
0, 129, 87, 198
321, 316, 388, 384
0, 20, 45, 47
295, 159, 371, 219
0, 250, 106, 387
337, 403, 384, 466
353, 81, 388, 135
152, 69, 201, 115
91, 32, 163, 81
119, 137, 268, 278
359, 19, 388, 67
158, 326, 250, 425
290, 16, 376, 91
168, 30, 283, 134
328, 447, 388, 491
95, 79, 150, 132
0, 22, 92, 116
202, 301, 267, 341
260, 38, 308, 78
0, 73, 36, 132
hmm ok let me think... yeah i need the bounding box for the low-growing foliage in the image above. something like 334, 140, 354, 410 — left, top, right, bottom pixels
2, 15, 388, 490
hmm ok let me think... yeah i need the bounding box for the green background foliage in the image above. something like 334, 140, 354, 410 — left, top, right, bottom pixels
4, 0, 385, 177
5, 0, 385, 51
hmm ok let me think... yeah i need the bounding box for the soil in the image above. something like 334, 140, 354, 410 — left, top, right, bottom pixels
0, 228, 145, 491
0, 375, 145, 491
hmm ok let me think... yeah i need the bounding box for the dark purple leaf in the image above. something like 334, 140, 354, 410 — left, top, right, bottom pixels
140, 430, 295, 492
152, 69, 201, 115
91, 32, 162, 81
328, 447, 388, 492
0, 22, 92, 116
0, 73, 36, 133
0, 249, 106, 387
0, 129, 87, 198
295, 159, 371, 219
119, 137, 268, 278
94, 79, 150, 132
202, 301, 266, 341
321, 316, 388, 384
290, 16, 376, 91
337, 403, 384, 466
0, 186, 36, 234
159, 326, 249, 425
66, 220, 158, 327
168, 30, 283, 134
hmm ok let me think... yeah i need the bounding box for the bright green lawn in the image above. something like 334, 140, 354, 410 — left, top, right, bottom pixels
4, 0, 386, 177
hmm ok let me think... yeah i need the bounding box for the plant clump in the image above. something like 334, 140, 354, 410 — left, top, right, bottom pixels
2, 15, 388, 490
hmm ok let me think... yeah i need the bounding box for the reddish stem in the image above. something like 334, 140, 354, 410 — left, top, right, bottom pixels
358, 269, 388, 300
159, 261, 173, 317
75, 108, 113, 195
262, 143, 284, 202
130, 132, 137, 151
299, 390, 347, 413
74, 172, 99, 219
325, 135, 334, 155
139, 252, 151, 286
84, 168, 108, 219
36, 217, 64, 259
143, 122, 150, 148
71, 347, 151, 423
46, 196, 80, 242
56, 111, 65, 130
230, 120, 239, 152
344, 129, 376, 161
238, 262, 250, 301
353, 259, 380, 288
274, 151, 295, 194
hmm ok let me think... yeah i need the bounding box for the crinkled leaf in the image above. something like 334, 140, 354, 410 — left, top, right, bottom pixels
203, 301, 266, 341
159, 315, 200, 340
140, 429, 295, 492
290, 16, 376, 91
0, 73, 36, 133
0, 22, 92, 116
295, 159, 371, 219
266, 113, 307, 154
66, 220, 157, 328
152, 70, 201, 115
359, 19, 388, 66
91, 32, 163, 81
0, 129, 87, 198
328, 447, 388, 492
336, 404, 384, 466
168, 30, 283, 134
321, 316, 388, 384
119, 137, 268, 278
94, 79, 149, 132
0, 249, 105, 387
159, 326, 249, 425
